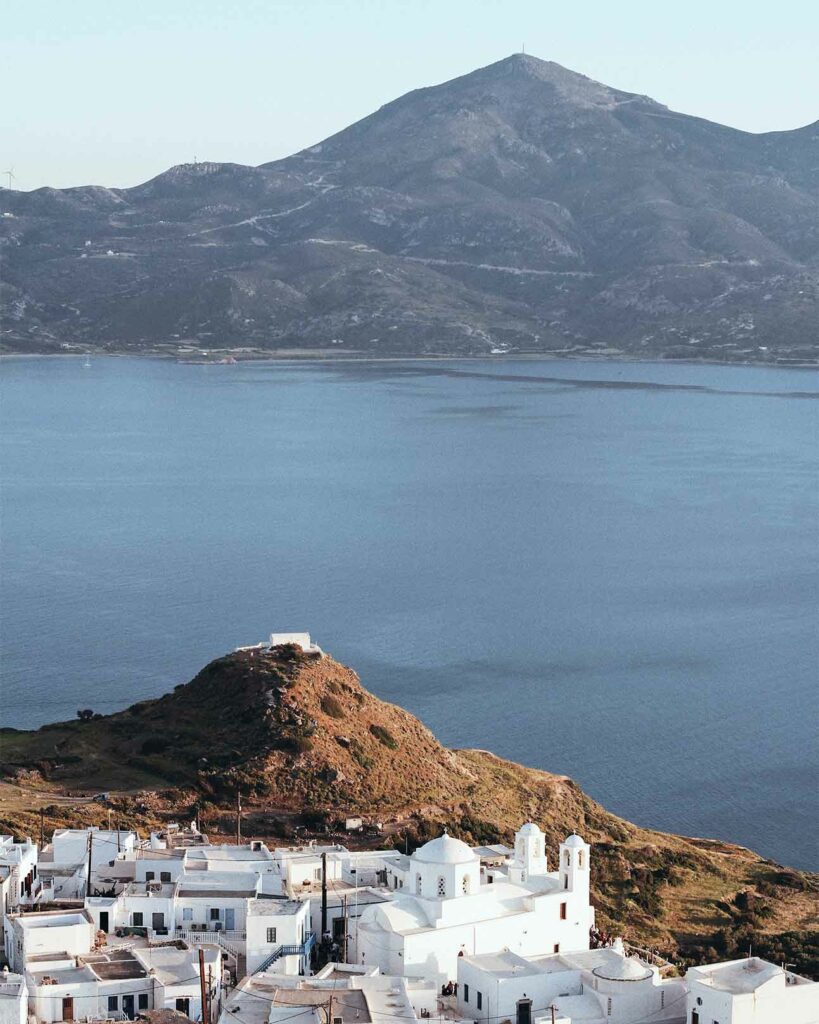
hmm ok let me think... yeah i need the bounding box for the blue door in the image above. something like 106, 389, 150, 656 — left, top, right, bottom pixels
224, 908, 235, 930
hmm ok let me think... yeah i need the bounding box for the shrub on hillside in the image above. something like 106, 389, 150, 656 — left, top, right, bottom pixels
369, 724, 398, 749
320, 695, 345, 719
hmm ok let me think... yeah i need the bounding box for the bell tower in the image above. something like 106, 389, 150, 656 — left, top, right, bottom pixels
509, 822, 547, 883
559, 833, 590, 900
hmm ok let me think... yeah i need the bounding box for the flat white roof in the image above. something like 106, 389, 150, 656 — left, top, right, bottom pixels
14, 909, 92, 929
690, 957, 805, 993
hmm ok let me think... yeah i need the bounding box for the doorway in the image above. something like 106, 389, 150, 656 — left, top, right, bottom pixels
122, 995, 135, 1020
224, 908, 235, 931
99, 911, 109, 933
62, 997, 74, 1021
176, 998, 190, 1016
152, 911, 165, 931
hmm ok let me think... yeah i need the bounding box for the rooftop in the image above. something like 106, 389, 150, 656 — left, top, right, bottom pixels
81, 950, 148, 982
689, 957, 810, 993
12, 909, 93, 929
248, 898, 305, 917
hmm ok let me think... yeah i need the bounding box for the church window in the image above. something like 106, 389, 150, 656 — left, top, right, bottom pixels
564, 874, 569, 890
578, 851, 584, 869
477, 992, 482, 1010
462, 875, 470, 895
560, 902, 567, 920
437, 876, 446, 897
564, 851, 570, 866
553, 944, 560, 953
415, 874, 422, 895
463, 985, 469, 1003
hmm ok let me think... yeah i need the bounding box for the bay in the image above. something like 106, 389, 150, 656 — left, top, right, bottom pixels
1, 356, 817, 869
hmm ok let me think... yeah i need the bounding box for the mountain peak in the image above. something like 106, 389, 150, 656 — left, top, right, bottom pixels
459, 52, 666, 111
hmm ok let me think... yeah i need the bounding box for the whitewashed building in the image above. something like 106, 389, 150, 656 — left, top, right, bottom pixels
245, 898, 311, 974
357, 827, 594, 984
25, 942, 221, 1023
0, 969, 27, 1024
457, 942, 687, 1024
686, 957, 819, 1024
219, 962, 438, 1024
3, 909, 95, 974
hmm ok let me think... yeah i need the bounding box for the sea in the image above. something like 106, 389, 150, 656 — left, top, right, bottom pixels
1, 356, 817, 870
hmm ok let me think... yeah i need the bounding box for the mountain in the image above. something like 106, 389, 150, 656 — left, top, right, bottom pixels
1, 55, 817, 362
1, 643, 817, 973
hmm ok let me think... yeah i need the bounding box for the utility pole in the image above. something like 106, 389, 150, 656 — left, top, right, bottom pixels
341, 895, 348, 964
207, 964, 213, 1024
550, 1006, 556, 1024
85, 831, 94, 898
320, 852, 328, 938
236, 792, 242, 845
198, 948, 209, 1024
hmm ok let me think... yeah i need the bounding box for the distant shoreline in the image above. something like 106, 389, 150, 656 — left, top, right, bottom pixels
2, 349, 818, 370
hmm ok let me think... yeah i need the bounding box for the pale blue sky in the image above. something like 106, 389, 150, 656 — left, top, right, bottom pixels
4, 0, 818, 191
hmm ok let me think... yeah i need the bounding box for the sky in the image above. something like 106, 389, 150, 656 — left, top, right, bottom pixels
4, 0, 818, 191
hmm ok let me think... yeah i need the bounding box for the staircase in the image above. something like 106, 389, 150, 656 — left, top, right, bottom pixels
254, 933, 316, 975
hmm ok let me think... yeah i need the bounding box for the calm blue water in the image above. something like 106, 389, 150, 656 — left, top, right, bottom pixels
1, 357, 817, 869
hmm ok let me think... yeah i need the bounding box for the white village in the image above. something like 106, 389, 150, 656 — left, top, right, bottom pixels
1, 819, 817, 1024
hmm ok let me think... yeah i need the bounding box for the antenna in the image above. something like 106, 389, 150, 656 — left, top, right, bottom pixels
2, 167, 16, 189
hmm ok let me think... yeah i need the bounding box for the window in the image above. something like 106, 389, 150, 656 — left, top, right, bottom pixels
564, 851, 570, 866
463, 985, 469, 1003
267, 927, 277, 943
578, 851, 584, 869
145, 872, 155, 882
476, 992, 482, 1011
560, 902, 567, 920
564, 875, 569, 890
108, 997, 119, 1012
183, 908, 193, 921
210, 908, 220, 920
132, 912, 143, 927
437, 876, 446, 897
553, 944, 560, 954
416, 874, 422, 895
160, 871, 171, 883
138, 996, 149, 1010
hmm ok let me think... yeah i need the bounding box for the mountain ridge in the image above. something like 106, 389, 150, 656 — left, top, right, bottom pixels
2, 53, 817, 361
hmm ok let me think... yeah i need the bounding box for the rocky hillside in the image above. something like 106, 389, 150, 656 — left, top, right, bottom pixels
1, 644, 817, 972
2, 54, 817, 362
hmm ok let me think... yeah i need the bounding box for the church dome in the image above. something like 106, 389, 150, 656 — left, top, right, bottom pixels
517, 822, 542, 835
562, 833, 586, 848
413, 832, 476, 865
592, 957, 652, 982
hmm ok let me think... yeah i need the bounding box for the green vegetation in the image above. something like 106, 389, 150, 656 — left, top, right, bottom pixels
368, 724, 397, 749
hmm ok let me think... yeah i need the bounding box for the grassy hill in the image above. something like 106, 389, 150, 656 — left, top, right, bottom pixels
1, 644, 816, 974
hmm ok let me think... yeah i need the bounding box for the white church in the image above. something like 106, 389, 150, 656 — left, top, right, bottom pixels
357, 824, 594, 983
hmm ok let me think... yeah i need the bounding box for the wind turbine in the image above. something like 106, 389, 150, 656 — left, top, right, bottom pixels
2, 167, 16, 189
